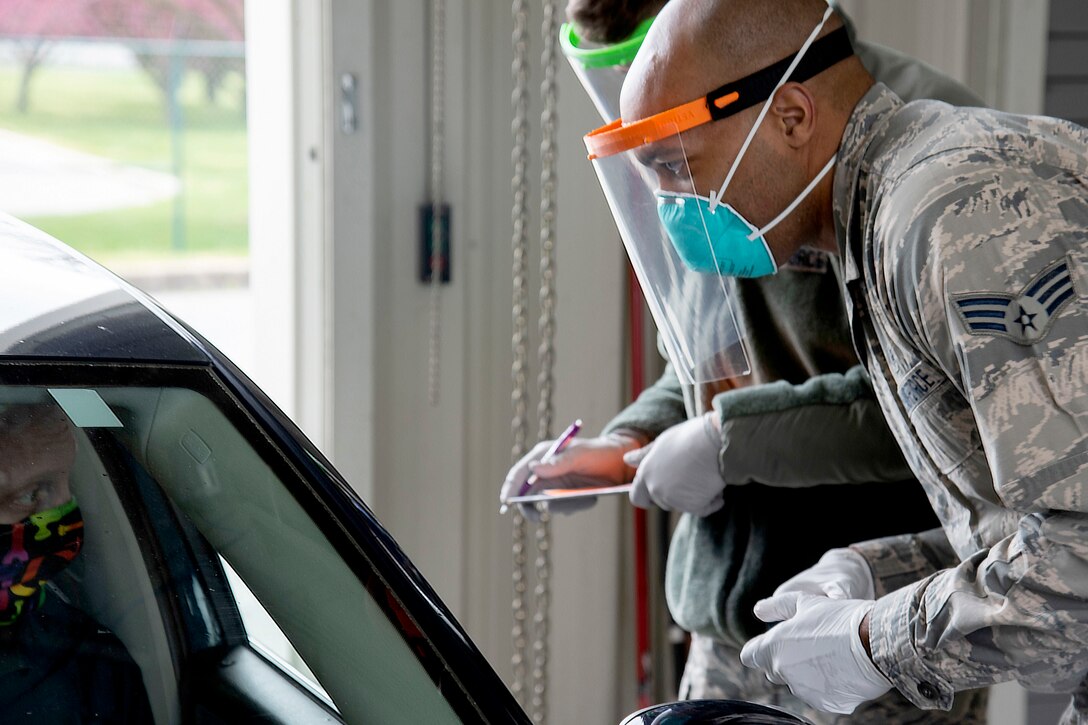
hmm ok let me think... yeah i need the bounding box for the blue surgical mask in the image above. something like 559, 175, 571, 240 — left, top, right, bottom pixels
656, 153, 836, 278
657, 192, 777, 277
656, 6, 838, 279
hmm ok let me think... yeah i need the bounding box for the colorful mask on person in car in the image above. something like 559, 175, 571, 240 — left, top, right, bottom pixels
0, 497, 83, 625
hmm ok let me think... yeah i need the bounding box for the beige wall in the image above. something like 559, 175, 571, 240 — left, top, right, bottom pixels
316, 1, 635, 722
839, 0, 1050, 114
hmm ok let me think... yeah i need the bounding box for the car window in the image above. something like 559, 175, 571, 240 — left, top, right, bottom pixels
0, 382, 462, 725
219, 554, 330, 700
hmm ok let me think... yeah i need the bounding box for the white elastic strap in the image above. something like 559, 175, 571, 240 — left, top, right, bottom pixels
746, 152, 837, 240
758, 235, 779, 274
709, 4, 835, 212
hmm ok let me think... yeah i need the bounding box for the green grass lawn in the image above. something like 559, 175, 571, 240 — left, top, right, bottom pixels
0, 62, 248, 261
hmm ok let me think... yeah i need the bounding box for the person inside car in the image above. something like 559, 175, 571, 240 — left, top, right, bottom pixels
0, 403, 152, 723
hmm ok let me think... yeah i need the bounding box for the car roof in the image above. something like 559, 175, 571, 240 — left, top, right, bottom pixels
0, 213, 210, 364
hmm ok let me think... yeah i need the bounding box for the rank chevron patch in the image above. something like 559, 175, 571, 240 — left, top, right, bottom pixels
952, 257, 1078, 345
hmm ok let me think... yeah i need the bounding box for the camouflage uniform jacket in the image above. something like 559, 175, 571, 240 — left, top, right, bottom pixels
835, 83, 1088, 713
601, 37, 983, 651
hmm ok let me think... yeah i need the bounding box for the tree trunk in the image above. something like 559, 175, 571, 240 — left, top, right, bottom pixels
14, 42, 47, 115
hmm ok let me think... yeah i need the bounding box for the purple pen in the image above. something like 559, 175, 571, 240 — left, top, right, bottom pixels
500, 418, 583, 514
517, 418, 583, 498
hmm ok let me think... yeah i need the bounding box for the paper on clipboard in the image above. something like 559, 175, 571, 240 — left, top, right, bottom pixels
506, 484, 633, 504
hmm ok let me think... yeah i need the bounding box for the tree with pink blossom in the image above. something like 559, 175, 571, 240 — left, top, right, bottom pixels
0, 0, 244, 112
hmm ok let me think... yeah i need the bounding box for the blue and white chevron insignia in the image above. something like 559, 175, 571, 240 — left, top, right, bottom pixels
953, 257, 1077, 345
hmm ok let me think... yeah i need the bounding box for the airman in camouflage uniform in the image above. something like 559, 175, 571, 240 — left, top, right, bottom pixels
660, 14, 995, 723
607, 0, 1088, 718
830, 83, 1088, 721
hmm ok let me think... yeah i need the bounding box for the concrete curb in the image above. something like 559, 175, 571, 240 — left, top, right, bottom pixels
105, 255, 249, 292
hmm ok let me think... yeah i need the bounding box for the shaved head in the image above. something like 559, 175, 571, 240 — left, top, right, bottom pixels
623, 0, 847, 121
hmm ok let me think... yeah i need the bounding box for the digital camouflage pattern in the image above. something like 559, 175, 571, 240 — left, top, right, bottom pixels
603, 20, 989, 723
681, 633, 987, 725
850, 528, 958, 599
835, 83, 1088, 720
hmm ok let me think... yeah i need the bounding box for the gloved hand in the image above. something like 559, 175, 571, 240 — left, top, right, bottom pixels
626, 413, 724, 517
740, 593, 892, 714
499, 431, 643, 522
773, 548, 876, 601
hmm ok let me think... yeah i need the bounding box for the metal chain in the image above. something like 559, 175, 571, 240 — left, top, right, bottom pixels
530, 0, 560, 722
427, 0, 446, 407
530, 508, 551, 724
511, 509, 529, 706
509, 0, 532, 707
536, 0, 558, 444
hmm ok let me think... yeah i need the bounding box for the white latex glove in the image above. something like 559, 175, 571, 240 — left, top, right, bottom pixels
773, 548, 876, 601
499, 432, 642, 522
740, 593, 892, 714
626, 413, 723, 517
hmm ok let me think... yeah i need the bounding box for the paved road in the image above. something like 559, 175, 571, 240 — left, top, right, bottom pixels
0, 129, 179, 217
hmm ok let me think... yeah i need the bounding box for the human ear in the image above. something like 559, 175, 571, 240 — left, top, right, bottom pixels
770, 83, 815, 148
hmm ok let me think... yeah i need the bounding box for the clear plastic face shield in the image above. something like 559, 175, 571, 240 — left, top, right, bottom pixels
559, 18, 653, 122
586, 126, 751, 384
583, 10, 854, 384
563, 16, 750, 384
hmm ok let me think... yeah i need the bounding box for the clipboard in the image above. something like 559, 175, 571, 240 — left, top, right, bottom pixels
506, 483, 633, 504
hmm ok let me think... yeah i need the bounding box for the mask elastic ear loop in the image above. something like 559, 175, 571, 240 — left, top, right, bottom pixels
708, 4, 835, 213
745, 153, 837, 240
